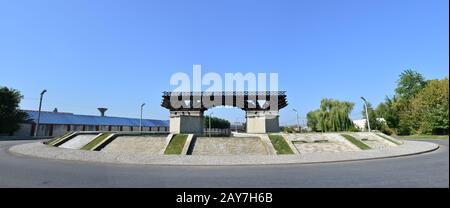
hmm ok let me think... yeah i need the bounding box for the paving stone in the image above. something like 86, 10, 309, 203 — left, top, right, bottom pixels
191, 137, 269, 155
101, 136, 166, 155
294, 142, 356, 154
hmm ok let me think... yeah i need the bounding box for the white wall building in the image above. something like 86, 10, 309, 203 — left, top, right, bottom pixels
352, 118, 386, 130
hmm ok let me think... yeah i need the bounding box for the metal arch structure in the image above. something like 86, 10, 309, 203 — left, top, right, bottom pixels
161, 91, 288, 134
161, 91, 288, 111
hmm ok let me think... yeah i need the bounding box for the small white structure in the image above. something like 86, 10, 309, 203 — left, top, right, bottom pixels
353, 118, 386, 130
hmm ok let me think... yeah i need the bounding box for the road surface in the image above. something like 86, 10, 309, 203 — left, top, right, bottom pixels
0, 139, 447, 188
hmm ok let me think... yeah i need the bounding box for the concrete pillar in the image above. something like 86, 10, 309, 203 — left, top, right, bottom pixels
246, 110, 280, 133
170, 110, 204, 135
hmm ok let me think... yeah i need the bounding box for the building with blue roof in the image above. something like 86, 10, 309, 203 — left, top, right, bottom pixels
14, 110, 169, 137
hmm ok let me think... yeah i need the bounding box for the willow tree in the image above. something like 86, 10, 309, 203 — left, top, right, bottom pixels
307, 98, 355, 132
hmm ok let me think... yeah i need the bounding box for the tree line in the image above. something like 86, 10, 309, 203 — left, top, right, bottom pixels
306, 70, 448, 135
372, 70, 448, 135
204, 115, 231, 129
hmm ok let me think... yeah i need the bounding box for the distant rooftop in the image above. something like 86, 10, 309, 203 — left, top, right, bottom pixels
24, 110, 169, 127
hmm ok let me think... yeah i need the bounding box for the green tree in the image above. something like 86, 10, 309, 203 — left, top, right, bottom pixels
395, 69, 427, 99
307, 99, 356, 132
375, 70, 448, 135
375, 96, 400, 130
410, 78, 449, 135
204, 116, 231, 129
0, 87, 28, 135
306, 110, 320, 132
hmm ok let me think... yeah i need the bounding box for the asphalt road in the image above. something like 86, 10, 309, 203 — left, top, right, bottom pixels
0, 139, 448, 188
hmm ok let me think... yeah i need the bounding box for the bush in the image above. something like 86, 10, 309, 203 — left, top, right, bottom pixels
380, 127, 396, 136
282, 127, 295, 133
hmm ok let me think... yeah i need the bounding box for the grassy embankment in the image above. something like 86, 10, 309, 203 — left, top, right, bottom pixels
164, 134, 188, 155
341, 134, 371, 150
268, 134, 295, 154
80, 133, 112, 150
46, 132, 74, 146
376, 133, 402, 145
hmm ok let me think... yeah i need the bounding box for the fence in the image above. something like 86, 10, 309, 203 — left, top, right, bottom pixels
203, 128, 231, 137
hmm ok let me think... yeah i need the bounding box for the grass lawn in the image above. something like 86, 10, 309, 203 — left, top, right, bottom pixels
47, 132, 74, 146
268, 134, 294, 154
81, 133, 112, 150
45, 137, 61, 145
396, 135, 449, 140
376, 133, 402, 145
341, 134, 371, 150
164, 134, 188, 155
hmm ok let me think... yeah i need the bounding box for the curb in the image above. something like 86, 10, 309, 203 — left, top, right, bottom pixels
160, 134, 174, 155
8, 140, 440, 166
279, 133, 300, 155
181, 134, 195, 155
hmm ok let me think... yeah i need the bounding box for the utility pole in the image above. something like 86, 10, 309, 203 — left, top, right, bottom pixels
209, 112, 213, 138
140, 103, 145, 133
361, 97, 371, 132
35, 89, 47, 137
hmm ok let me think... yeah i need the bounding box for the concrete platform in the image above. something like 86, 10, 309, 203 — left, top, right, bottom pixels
58, 134, 99, 149
346, 132, 397, 148
9, 140, 439, 166
191, 137, 269, 155
293, 142, 356, 153
101, 136, 166, 155
283, 132, 400, 154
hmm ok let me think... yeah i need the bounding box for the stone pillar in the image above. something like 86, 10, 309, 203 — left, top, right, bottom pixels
246, 110, 280, 133
170, 110, 204, 135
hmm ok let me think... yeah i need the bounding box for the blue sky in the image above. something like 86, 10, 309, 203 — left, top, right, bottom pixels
0, 0, 448, 125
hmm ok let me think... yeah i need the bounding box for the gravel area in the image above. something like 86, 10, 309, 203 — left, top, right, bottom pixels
101, 136, 166, 155
294, 142, 356, 154
284, 132, 402, 153
191, 137, 269, 155
346, 132, 395, 149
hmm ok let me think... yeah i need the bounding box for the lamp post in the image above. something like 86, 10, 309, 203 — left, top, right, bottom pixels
34, 89, 47, 137
140, 103, 145, 133
361, 97, 371, 132
209, 112, 213, 138
293, 109, 300, 133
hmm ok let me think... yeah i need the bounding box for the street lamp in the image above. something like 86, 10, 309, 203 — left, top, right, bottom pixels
209, 112, 213, 138
34, 89, 47, 137
293, 109, 300, 133
140, 103, 145, 133
361, 97, 371, 132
